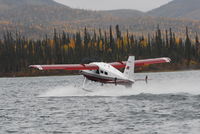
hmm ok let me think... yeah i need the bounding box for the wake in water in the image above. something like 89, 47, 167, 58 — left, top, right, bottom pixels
38, 79, 199, 97
39, 85, 85, 97
38, 70, 200, 97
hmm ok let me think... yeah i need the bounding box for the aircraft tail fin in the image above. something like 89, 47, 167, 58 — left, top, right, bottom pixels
123, 56, 135, 81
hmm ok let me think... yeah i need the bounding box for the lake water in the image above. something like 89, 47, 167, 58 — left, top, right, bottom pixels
0, 70, 200, 133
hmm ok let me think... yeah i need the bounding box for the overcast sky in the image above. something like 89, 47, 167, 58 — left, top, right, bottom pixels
54, 0, 172, 12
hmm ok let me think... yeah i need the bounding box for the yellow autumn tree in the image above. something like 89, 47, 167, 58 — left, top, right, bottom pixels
99, 40, 103, 50
49, 39, 54, 48
69, 39, 75, 49
140, 39, 148, 47
63, 44, 68, 52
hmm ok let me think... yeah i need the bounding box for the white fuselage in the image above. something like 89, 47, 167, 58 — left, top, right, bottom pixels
80, 62, 134, 86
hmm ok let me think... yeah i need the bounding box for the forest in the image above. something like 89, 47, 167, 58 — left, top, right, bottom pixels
0, 25, 200, 77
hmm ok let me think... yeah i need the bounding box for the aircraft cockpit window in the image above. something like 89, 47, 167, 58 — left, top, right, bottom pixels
96, 70, 100, 74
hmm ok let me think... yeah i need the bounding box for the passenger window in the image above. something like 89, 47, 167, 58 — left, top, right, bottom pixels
105, 72, 108, 75
100, 70, 103, 74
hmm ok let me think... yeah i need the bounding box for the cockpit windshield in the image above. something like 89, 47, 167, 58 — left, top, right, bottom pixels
96, 70, 100, 74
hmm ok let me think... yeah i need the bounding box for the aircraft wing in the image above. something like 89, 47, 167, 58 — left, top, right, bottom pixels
29, 57, 170, 71
29, 64, 99, 70
110, 57, 171, 69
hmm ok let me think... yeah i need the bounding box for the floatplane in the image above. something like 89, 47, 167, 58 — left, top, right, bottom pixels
29, 56, 170, 91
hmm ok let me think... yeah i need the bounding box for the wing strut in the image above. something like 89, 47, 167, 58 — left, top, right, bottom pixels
82, 77, 93, 92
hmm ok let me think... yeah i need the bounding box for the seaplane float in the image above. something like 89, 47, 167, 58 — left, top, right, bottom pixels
29, 56, 171, 91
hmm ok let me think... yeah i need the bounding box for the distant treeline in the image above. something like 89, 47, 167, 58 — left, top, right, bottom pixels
0, 25, 200, 76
